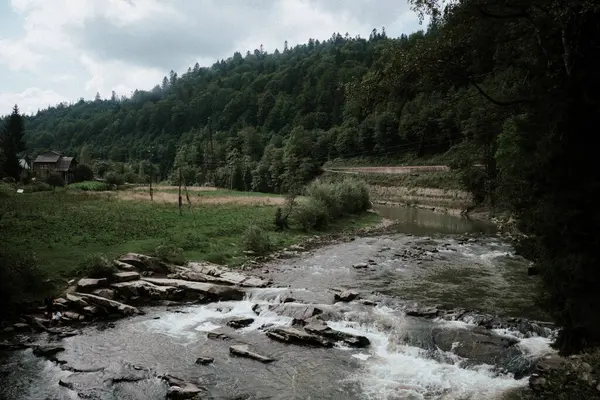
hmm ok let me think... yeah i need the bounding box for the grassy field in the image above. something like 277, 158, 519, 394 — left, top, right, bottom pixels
0, 187, 379, 282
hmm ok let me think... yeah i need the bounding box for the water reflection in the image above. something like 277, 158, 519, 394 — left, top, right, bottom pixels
372, 204, 496, 235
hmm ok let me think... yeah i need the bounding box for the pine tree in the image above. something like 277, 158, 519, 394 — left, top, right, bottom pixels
0, 105, 26, 180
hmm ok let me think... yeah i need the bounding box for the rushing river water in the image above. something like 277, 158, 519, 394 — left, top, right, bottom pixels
0, 206, 554, 400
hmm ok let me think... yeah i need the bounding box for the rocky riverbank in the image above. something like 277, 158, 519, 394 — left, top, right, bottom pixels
0, 224, 566, 399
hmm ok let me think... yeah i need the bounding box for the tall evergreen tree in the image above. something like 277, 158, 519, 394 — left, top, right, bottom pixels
0, 105, 26, 180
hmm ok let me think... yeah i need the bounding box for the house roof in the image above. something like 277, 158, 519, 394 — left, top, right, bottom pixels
34, 151, 62, 164
56, 157, 74, 172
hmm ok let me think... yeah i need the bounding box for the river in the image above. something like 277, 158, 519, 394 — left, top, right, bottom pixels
0, 205, 553, 400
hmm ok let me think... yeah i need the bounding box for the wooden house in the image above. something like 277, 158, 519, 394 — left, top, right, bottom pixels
32, 151, 78, 184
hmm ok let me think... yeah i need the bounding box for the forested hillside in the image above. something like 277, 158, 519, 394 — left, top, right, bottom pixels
22, 28, 459, 192
8, 0, 600, 356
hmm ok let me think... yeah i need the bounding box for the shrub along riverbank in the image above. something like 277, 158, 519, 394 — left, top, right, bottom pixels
0, 179, 378, 319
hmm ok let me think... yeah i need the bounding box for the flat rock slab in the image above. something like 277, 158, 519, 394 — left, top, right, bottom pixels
113, 260, 136, 271
352, 263, 368, 269
180, 263, 269, 288
142, 278, 244, 301
66, 293, 88, 307
92, 288, 115, 300
229, 344, 274, 363
266, 326, 333, 348
74, 292, 141, 316
77, 278, 107, 292
112, 271, 140, 283
112, 280, 178, 300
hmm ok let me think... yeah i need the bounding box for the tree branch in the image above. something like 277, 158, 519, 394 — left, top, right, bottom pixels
470, 81, 531, 106
478, 7, 527, 19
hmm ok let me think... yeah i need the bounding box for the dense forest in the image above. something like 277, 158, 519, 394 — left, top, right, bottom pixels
21, 27, 457, 192
4, 0, 600, 356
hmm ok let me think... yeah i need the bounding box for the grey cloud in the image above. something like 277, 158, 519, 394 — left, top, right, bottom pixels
74, 0, 418, 72
75, 1, 279, 71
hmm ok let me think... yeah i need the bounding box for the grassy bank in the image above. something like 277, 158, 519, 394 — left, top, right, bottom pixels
0, 187, 378, 283
321, 170, 463, 191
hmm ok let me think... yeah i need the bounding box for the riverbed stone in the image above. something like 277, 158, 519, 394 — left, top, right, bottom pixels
77, 278, 108, 292
266, 326, 333, 347
334, 290, 360, 302
112, 271, 140, 283
304, 323, 370, 348
142, 278, 244, 302
92, 288, 116, 300
226, 317, 255, 329
207, 332, 232, 341
352, 262, 368, 269
195, 356, 214, 365
229, 344, 274, 363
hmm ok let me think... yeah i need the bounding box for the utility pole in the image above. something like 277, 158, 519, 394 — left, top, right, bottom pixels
178, 167, 183, 215
148, 148, 154, 202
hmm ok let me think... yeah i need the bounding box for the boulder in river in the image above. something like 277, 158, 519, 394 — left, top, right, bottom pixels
266, 326, 333, 348
405, 305, 441, 318
352, 263, 368, 269
432, 327, 522, 370
229, 344, 274, 363
77, 278, 107, 292
226, 317, 255, 329
163, 374, 204, 399
32, 344, 65, 358
304, 323, 370, 348
268, 303, 323, 321
118, 253, 171, 274
141, 278, 244, 302
195, 356, 214, 365
334, 290, 360, 303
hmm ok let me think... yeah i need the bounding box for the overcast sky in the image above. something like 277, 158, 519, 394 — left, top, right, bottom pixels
0, 0, 423, 116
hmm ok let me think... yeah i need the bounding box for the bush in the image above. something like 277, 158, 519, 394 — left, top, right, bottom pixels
0, 251, 51, 318
77, 253, 117, 278
305, 178, 371, 218
242, 224, 273, 255
292, 198, 331, 231
154, 244, 186, 265
29, 181, 53, 192
105, 172, 125, 187
69, 181, 107, 191
73, 164, 94, 182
